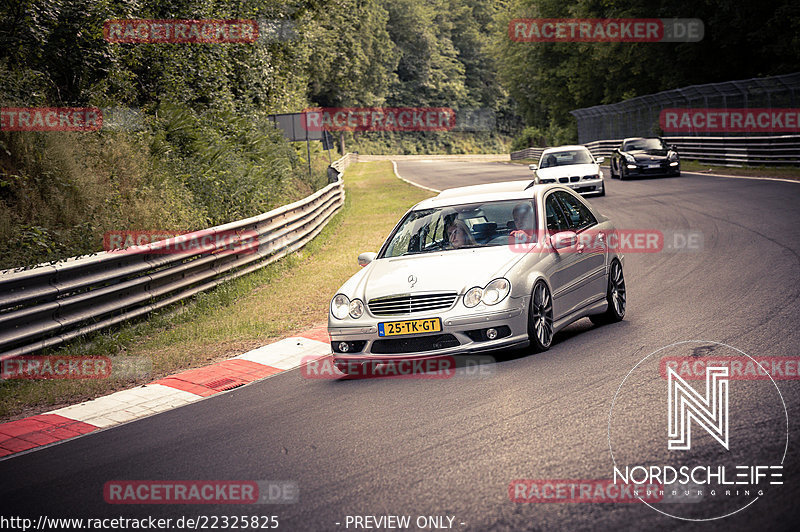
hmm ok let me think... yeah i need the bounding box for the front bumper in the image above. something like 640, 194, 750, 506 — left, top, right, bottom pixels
541, 177, 604, 195
624, 161, 680, 176
329, 299, 530, 364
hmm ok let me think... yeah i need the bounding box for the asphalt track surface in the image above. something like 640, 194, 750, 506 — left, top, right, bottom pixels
2, 160, 799, 531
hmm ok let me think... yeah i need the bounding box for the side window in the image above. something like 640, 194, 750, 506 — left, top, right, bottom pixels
554, 192, 597, 231
545, 194, 570, 232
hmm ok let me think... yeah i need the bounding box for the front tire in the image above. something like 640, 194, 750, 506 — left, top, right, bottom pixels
589, 260, 626, 325
597, 182, 606, 197
528, 281, 554, 352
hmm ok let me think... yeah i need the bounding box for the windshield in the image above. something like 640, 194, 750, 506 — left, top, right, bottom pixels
379, 199, 537, 258
539, 149, 594, 168
623, 138, 666, 151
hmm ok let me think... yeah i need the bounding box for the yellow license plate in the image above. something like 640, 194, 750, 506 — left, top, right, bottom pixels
378, 318, 442, 337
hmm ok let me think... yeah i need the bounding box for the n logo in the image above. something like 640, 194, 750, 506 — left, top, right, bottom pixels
668, 366, 729, 450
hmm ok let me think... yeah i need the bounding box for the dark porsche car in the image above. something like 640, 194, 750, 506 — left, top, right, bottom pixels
609, 137, 680, 179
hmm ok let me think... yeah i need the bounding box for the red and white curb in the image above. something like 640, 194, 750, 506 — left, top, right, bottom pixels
0, 327, 331, 459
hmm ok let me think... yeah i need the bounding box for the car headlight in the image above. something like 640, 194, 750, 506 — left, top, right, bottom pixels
668, 151, 679, 161
331, 294, 350, 319
582, 174, 600, 181
540, 178, 556, 184
623, 154, 636, 163
348, 298, 365, 319
464, 287, 483, 308
464, 279, 511, 308
482, 278, 510, 305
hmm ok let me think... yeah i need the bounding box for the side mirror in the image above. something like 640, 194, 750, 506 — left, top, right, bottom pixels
357, 252, 377, 267
595, 156, 605, 164
529, 163, 538, 171
552, 231, 577, 250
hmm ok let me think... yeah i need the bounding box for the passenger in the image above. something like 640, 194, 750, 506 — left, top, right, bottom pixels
445, 218, 476, 249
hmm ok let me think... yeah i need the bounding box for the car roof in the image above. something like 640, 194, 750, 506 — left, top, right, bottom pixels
414, 181, 569, 209
541, 145, 589, 154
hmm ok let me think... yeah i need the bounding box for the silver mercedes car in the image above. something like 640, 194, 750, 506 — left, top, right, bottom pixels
328, 181, 626, 373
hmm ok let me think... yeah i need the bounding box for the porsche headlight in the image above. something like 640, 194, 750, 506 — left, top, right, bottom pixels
482, 278, 511, 305
668, 151, 679, 161
623, 153, 636, 163
348, 298, 365, 319
464, 287, 483, 308
331, 294, 350, 319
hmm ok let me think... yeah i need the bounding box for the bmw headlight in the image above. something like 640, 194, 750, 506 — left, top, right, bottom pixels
331, 294, 350, 319
582, 174, 600, 181
348, 298, 365, 319
464, 287, 483, 308
482, 278, 511, 305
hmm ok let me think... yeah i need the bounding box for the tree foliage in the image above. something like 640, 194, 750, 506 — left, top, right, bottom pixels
493, 0, 800, 137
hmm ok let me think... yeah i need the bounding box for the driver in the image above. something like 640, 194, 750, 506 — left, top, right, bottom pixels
510, 202, 535, 244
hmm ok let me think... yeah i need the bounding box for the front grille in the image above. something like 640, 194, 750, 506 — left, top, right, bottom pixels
558, 177, 569, 183
368, 292, 457, 316
570, 176, 580, 182
371, 334, 460, 354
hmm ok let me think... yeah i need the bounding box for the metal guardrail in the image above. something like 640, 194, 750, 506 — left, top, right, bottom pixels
0, 153, 357, 361
570, 73, 800, 143
511, 136, 800, 166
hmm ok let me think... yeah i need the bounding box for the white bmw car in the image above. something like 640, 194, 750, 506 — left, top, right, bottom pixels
530, 145, 605, 196
328, 180, 626, 373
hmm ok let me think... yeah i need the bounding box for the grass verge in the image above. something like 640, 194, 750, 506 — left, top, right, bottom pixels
0, 161, 434, 422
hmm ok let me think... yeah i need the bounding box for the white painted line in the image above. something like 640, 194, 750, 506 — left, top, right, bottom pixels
391, 160, 441, 193
688, 171, 799, 184
236, 337, 330, 370
48, 384, 202, 428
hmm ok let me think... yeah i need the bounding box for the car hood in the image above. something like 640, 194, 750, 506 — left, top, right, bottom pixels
347, 247, 525, 302
627, 149, 669, 162
536, 163, 600, 179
